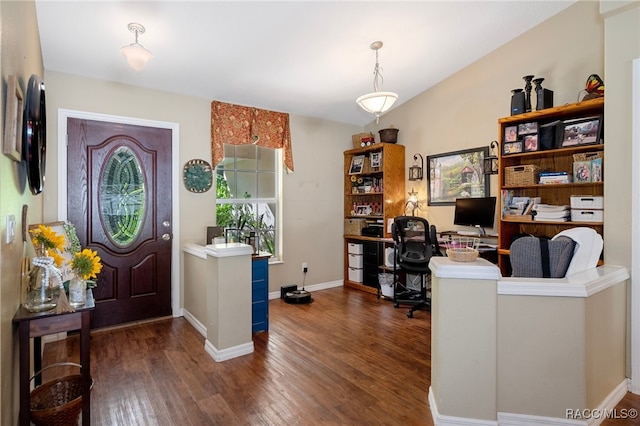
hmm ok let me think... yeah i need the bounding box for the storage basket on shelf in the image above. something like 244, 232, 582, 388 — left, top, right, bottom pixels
504, 164, 539, 186
29, 363, 93, 426
344, 218, 366, 236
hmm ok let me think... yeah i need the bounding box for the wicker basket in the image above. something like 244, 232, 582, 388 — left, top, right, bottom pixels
344, 218, 366, 235
30, 363, 93, 426
504, 164, 539, 186
446, 247, 479, 262
572, 151, 603, 162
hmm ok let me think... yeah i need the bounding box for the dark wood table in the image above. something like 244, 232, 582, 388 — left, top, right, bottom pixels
13, 292, 94, 425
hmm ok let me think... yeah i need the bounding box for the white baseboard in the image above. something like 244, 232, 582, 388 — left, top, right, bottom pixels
428, 386, 498, 426
268, 279, 343, 300
182, 308, 207, 337
204, 339, 254, 362
431, 379, 628, 426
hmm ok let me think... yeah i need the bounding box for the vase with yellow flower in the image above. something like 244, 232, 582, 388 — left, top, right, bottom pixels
68, 248, 103, 307
25, 225, 66, 312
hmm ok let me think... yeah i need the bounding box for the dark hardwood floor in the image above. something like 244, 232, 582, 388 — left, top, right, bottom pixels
43, 287, 433, 425
42, 286, 640, 425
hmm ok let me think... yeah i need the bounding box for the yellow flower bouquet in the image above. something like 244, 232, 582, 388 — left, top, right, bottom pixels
29, 224, 65, 267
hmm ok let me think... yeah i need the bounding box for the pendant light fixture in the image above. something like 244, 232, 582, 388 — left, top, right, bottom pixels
356, 41, 398, 123
121, 23, 153, 71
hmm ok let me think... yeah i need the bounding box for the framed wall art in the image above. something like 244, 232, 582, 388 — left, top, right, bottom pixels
3, 75, 24, 162
427, 146, 489, 205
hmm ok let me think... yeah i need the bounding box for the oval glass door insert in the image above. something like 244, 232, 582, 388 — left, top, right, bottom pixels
99, 145, 146, 246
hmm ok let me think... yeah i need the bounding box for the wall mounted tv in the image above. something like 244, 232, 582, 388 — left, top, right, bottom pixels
453, 196, 497, 236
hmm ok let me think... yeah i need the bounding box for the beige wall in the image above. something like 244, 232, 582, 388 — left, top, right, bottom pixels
0, 1, 45, 424
42, 72, 359, 298
364, 1, 604, 236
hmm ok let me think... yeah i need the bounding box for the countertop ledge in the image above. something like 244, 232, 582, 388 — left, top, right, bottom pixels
183, 243, 254, 258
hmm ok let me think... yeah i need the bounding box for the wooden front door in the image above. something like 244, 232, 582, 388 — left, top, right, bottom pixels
67, 118, 172, 329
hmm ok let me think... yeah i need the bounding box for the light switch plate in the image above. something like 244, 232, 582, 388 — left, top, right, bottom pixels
6, 215, 16, 244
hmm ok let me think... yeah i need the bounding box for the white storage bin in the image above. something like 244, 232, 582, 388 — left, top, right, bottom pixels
348, 243, 363, 254
348, 267, 363, 283
570, 196, 603, 210
571, 209, 604, 223
348, 253, 363, 268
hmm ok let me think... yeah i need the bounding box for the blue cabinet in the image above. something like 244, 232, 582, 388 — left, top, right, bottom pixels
251, 256, 269, 333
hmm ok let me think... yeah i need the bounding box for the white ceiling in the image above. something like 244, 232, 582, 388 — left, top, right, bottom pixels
34, 1, 576, 127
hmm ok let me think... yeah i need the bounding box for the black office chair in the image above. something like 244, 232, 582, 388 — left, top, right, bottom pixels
391, 216, 441, 318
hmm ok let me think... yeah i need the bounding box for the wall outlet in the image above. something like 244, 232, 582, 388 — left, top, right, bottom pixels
302, 262, 308, 273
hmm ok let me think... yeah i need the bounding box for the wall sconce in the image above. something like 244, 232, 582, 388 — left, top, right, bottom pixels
405, 188, 420, 216
408, 153, 424, 181
483, 141, 499, 175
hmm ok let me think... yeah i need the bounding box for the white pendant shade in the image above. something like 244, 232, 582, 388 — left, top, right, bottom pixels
121, 44, 153, 71
356, 41, 398, 122
121, 23, 153, 71
356, 91, 398, 114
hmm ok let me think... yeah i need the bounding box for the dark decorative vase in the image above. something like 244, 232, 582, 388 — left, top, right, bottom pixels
523, 75, 534, 112
533, 77, 554, 110
510, 89, 525, 116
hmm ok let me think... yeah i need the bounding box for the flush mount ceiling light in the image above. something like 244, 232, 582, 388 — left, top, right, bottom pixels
121, 22, 153, 71
356, 41, 398, 123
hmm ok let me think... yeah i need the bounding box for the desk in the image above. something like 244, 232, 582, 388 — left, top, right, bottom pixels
438, 231, 498, 264
13, 293, 94, 425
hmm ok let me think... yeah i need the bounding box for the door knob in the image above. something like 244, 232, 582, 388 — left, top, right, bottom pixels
162, 221, 171, 228
162, 233, 171, 241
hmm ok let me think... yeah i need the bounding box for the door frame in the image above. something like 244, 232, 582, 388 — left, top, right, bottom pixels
631, 58, 640, 393
57, 109, 181, 319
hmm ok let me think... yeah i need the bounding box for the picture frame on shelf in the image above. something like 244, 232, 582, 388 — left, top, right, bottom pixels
561, 116, 602, 147
370, 152, 382, 168
503, 141, 523, 155
524, 134, 539, 152
355, 205, 372, 216
518, 122, 538, 136
504, 125, 518, 142
349, 155, 365, 174
426, 146, 489, 205
3, 75, 24, 162
573, 161, 592, 182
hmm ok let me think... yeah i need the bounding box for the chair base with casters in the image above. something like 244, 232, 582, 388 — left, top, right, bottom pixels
393, 273, 429, 318
391, 216, 442, 318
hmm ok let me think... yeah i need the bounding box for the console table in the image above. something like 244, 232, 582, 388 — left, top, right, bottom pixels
13, 294, 94, 425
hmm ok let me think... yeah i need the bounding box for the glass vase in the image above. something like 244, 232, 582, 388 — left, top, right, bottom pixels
68, 273, 87, 307
24, 248, 59, 312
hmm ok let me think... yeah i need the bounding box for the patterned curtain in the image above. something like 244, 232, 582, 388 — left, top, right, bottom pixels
210, 100, 294, 172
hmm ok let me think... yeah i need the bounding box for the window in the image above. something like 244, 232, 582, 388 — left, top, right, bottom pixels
215, 144, 281, 259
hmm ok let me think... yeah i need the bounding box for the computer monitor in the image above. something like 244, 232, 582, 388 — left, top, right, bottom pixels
453, 196, 497, 236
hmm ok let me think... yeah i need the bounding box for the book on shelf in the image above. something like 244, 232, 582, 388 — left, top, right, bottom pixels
532, 203, 571, 221
532, 203, 570, 212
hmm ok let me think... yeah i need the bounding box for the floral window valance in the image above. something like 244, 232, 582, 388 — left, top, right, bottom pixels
211, 100, 294, 172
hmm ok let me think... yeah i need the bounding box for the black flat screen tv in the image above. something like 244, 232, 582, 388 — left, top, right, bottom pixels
453, 196, 497, 235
